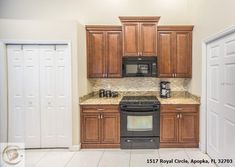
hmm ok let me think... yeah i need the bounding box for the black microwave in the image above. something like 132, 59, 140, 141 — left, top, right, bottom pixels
122, 57, 157, 77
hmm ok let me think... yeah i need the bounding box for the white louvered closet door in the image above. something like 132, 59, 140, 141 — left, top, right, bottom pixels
8, 45, 41, 148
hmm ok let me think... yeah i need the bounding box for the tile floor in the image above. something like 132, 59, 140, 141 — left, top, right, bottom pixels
25, 148, 217, 167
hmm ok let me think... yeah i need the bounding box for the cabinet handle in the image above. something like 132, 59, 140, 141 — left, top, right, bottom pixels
175, 73, 177, 77
176, 114, 180, 119
97, 108, 104, 111
98, 115, 100, 119
180, 113, 182, 119
176, 108, 183, 111
172, 73, 174, 77
100, 114, 103, 119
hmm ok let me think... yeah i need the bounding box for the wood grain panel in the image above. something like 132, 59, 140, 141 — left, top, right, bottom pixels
106, 31, 122, 77
101, 113, 120, 144
87, 31, 105, 78
160, 113, 178, 143
140, 23, 157, 56
158, 31, 174, 77
123, 23, 139, 56
175, 32, 192, 78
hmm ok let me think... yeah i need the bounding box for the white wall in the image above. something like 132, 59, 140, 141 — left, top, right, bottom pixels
0, 0, 191, 25
188, 0, 235, 96
0, 19, 89, 145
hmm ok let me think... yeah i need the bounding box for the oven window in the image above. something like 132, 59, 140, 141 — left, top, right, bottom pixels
126, 64, 149, 74
127, 115, 152, 131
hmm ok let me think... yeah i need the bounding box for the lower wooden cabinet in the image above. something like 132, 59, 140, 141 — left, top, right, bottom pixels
80, 105, 120, 148
160, 104, 199, 148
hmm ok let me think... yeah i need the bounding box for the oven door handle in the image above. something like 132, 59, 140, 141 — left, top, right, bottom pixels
121, 107, 158, 112
121, 110, 156, 115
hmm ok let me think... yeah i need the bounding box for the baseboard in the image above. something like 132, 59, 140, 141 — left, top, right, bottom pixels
69, 144, 81, 151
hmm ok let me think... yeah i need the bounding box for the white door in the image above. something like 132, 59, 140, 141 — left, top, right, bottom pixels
40, 45, 71, 147
8, 44, 71, 148
8, 45, 25, 143
207, 32, 235, 166
8, 45, 41, 148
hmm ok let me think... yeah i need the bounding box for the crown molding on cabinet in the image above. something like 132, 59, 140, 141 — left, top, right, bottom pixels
158, 25, 194, 31
119, 16, 161, 22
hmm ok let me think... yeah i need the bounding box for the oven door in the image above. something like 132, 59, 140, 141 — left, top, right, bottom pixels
120, 110, 159, 137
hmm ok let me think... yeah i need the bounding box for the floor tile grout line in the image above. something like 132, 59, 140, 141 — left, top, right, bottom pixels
31, 149, 51, 167
158, 149, 163, 167
64, 151, 77, 167
129, 150, 132, 167
157, 149, 163, 167
184, 149, 195, 167
96, 149, 105, 167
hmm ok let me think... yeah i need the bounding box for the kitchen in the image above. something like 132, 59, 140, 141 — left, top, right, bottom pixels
0, 0, 235, 167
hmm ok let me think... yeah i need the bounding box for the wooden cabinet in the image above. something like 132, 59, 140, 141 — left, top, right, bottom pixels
80, 105, 120, 148
86, 26, 122, 78
160, 104, 199, 148
158, 26, 193, 78
119, 17, 160, 57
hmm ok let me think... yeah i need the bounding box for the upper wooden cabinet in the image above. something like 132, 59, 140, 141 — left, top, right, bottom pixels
158, 26, 193, 78
86, 26, 122, 78
119, 16, 160, 57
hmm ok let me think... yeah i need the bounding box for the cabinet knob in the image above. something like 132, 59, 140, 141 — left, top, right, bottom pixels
176, 114, 180, 119
180, 113, 182, 119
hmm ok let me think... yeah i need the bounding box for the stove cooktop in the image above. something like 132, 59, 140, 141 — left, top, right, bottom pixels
120, 96, 160, 105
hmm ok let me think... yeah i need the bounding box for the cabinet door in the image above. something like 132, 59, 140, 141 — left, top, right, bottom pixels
82, 113, 100, 143
158, 31, 174, 77
179, 113, 198, 143
140, 23, 157, 56
174, 31, 192, 78
160, 113, 178, 143
101, 113, 120, 144
123, 23, 139, 56
87, 31, 106, 78
106, 31, 122, 78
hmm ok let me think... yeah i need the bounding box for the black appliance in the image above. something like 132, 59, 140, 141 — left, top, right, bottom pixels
122, 57, 157, 77
119, 96, 160, 149
160, 81, 171, 98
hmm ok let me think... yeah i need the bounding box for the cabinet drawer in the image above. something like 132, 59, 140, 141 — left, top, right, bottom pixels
161, 104, 198, 113
81, 105, 119, 113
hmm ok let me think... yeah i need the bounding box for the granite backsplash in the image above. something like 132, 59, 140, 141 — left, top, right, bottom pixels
89, 78, 190, 92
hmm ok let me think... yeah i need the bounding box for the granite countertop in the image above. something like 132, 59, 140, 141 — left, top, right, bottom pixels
79, 92, 200, 105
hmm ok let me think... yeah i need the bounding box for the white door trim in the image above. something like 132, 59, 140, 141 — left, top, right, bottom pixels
0, 39, 73, 148
201, 25, 235, 153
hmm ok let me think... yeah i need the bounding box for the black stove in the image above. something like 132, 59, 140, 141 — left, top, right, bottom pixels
119, 96, 160, 149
